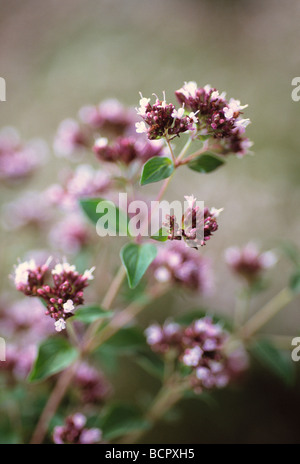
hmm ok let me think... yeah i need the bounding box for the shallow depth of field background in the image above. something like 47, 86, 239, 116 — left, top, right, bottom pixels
1, 0, 300, 443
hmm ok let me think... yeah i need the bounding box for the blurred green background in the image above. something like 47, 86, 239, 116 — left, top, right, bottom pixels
1, 0, 300, 443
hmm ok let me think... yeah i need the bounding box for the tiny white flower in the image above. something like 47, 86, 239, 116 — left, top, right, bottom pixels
135, 121, 147, 134
136, 95, 150, 116
164, 322, 180, 336
145, 324, 162, 345
154, 266, 171, 283
196, 366, 210, 380
54, 318, 66, 332
184, 194, 197, 209
203, 84, 212, 94
189, 112, 198, 123
52, 262, 76, 276
177, 81, 198, 99
182, 346, 203, 367
210, 207, 224, 218
260, 251, 278, 269
171, 107, 185, 119
94, 137, 108, 149
234, 118, 251, 133
228, 98, 248, 112
72, 413, 87, 429
82, 266, 96, 281
168, 252, 182, 268
210, 90, 219, 101
223, 106, 234, 120
14, 259, 36, 286
63, 299, 75, 314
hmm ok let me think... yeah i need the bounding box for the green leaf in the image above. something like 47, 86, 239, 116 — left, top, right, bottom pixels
120, 242, 157, 288
79, 198, 129, 236
136, 350, 165, 379
73, 305, 114, 323
290, 270, 300, 294
251, 339, 295, 386
101, 403, 150, 440
102, 327, 147, 352
28, 337, 79, 382
150, 227, 168, 242
140, 156, 174, 185
188, 152, 225, 173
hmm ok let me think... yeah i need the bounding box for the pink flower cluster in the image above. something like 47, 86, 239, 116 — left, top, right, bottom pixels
46, 164, 111, 211
146, 317, 248, 393
135, 93, 198, 140
0, 127, 48, 182
175, 81, 252, 156
48, 213, 91, 254
225, 243, 277, 283
54, 99, 136, 160
74, 362, 111, 404
164, 195, 222, 248
53, 413, 102, 444
13, 258, 95, 331
93, 135, 164, 165
151, 241, 212, 293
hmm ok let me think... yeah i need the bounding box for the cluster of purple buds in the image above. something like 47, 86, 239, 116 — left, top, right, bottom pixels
13, 258, 95, 332
93, 135, 164, 165
54, 99, 136, 159
45, 164, 111, 211
145, 321, 182, 354
0, 298, 53, 341
175, 82, 252, 156
0, 127, 48, 182
225, 243, 277, 283
146, 317, 248, 393
2, 344, 37, 380
79, 99, 136, 136
53, 413, 102, 444
151, 240, 212, 293
164, 195, 222, 248
74, 362, 111, 404
2, 190, 52, 231
48, 213, 91, 254
135, 93, 198, 140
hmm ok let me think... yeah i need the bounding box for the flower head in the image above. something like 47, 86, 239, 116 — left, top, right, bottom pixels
53, 414, 102, 444
175, 81, 252, 157
225, 243, 277, 282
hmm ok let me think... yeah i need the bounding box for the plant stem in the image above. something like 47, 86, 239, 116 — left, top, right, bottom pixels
165, 137, 176, 164
239, 287, 294, 339
29, 361, 80, 444
176, 136, 193, 163
30, 143, 175, 444
176, 144, 209, 167
234, 288, 251, 329
29, 264, 126, 445
87, 285, 165, 352
118, 379, 186, 444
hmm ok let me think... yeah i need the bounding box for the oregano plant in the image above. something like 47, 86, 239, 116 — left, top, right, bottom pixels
0, 81, 298, 445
